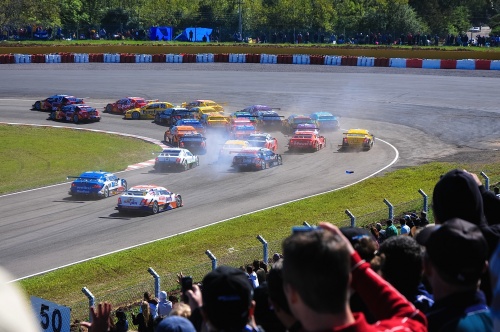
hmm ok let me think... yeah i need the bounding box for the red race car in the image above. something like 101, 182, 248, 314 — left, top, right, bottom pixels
105, 97, 147, 114
32, 94, 84, 112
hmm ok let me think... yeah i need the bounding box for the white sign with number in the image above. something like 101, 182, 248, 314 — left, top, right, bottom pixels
31, 296, 70, 332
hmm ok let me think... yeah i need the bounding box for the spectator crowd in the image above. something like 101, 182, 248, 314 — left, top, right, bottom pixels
3, 168, 500, 332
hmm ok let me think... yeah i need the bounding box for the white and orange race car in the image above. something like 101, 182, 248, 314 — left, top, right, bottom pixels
116, 185, 182, 215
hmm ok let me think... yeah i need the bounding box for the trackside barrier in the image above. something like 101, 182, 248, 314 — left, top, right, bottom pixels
0, 54, 15, 64
357, 56, 375, 66
374, 57, 390, 67
389, 58, 407, 68
104, 53, 120, 63
74, 53, 89, 63
14, 54, 31, 63
406, 58, 423, 68
44, 54, 62, 63
293, 54, 310, 64
31, 54, 45, 63
422, 59, 441, 69
324, 55, 342, 65
310, 55, 325, 65
475, 59, 491, 70
195, 53, 214, 63
490, 60, 500, 70
182, 53, 196, 63
456, 59, 475, 70
263, 54, 277, 64
277, 54, 293, 64
341, 56, 358, 66
229, 53, 246, 63
440, 59, 457, 69
89, 53, 104, 62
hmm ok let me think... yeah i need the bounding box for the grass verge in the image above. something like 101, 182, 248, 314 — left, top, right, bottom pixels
0, 124, 162, 194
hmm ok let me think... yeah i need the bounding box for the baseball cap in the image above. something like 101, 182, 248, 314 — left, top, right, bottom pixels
416, 218, 488, 285
155, 315, 196, 332
432, 169, 486, 225
202, 266, 253, 330
159, 291, 167, 300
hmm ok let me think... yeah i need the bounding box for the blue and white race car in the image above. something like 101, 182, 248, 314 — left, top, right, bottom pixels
68, 171, 127, 198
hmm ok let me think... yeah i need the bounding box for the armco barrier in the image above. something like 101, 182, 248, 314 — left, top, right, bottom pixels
475, 59, 491, 70
406, 58, 422, 68
440, 59, 457, 69
422, 59, 441, 69
490, 60, 500, 70
456, 59, 475, 70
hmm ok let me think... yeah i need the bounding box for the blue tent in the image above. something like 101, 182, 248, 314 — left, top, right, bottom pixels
149, 26, 173, 41
175, 27, 212, 42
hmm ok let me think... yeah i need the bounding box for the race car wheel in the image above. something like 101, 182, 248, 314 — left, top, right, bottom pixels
50, 111, 56, 120
105, 105, 112, 113
151, 201, 159, 214
73, 114, 79, 124
315, 143, 320, 151
121, 180, 128, 192
34, 101, 41, 110
278, 155, 283, 165
176, 195, 183, 207
103, 186, 110, 198
132, 112, 140, 120
182, 160, 189, 171
260, 160, 266, 170
196, 157, 200, 167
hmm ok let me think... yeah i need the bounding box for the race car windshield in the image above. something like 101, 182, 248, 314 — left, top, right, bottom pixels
347, 134, 367, 137
294, 119, 314, 124
294, 135, 312, 139
161, 150, 181, 156
249, 141, 266, 147
319, 116, 336, 120
126, 189, 149, 196
224, 144, 245, 149
237, 152, 258, 157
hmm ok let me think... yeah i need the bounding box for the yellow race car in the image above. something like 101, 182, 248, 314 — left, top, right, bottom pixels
340, 128, 375, 151
124, 101, 174, 120
181, 99, 225, 113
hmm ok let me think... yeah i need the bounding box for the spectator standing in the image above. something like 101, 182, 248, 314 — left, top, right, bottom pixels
132, 301, 155, 332
416, 218, 492, 331
374, 236, 434, 312
157, 291, 173, 318
385, 219, 398, 238
114, 308, 129, 332
281, 222, 427, 331
184, 265, 264, 331
246, 264, 259, 289
267, 259, 301, 332
494, 187, 500, 198
170, 302, 191, 318
400, 217, 411, 235
376, 222, 386, 242
144, 291, 159, 319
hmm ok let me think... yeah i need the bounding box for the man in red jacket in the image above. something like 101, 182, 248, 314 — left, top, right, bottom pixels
281, 222, 427, 332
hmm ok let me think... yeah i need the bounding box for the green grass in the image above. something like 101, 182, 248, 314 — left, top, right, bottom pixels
0, 125, 162, 194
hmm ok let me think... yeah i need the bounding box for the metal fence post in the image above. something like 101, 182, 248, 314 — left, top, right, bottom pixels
256, 235, 268, 264
418, 189, 428, 212
148, 267, 160, 299
480, 172, 490, 191
383, 198, 393, 220
82, 287, 95, 323
205, 250, 217, 270
345, 209, 356, 227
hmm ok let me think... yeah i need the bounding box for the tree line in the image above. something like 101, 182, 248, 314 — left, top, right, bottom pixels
1, 0, 499, 41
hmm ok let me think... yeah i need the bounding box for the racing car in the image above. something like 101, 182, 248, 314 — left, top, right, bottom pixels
116, 185, 182, 215
282, 114, 318, 135
154, 148, 200, 171
50, 104, 101, 123
124, 101, 174, 120
68, 171, 127, 199
105, 97, 148, 114
310, 112, 340, 131
178, 133, 207, 155
231, 147, 283, 171
33, 94, 84, 112
247, 133, 278, 152
340, 128, 375, 151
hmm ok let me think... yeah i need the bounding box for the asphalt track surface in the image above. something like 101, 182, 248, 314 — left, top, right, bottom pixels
0, 63, 499, 279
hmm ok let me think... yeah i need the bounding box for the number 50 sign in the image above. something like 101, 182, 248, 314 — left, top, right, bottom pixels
31, 296, 70, 332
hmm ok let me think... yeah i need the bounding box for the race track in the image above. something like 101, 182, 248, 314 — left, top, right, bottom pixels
0, 63, 499, 279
